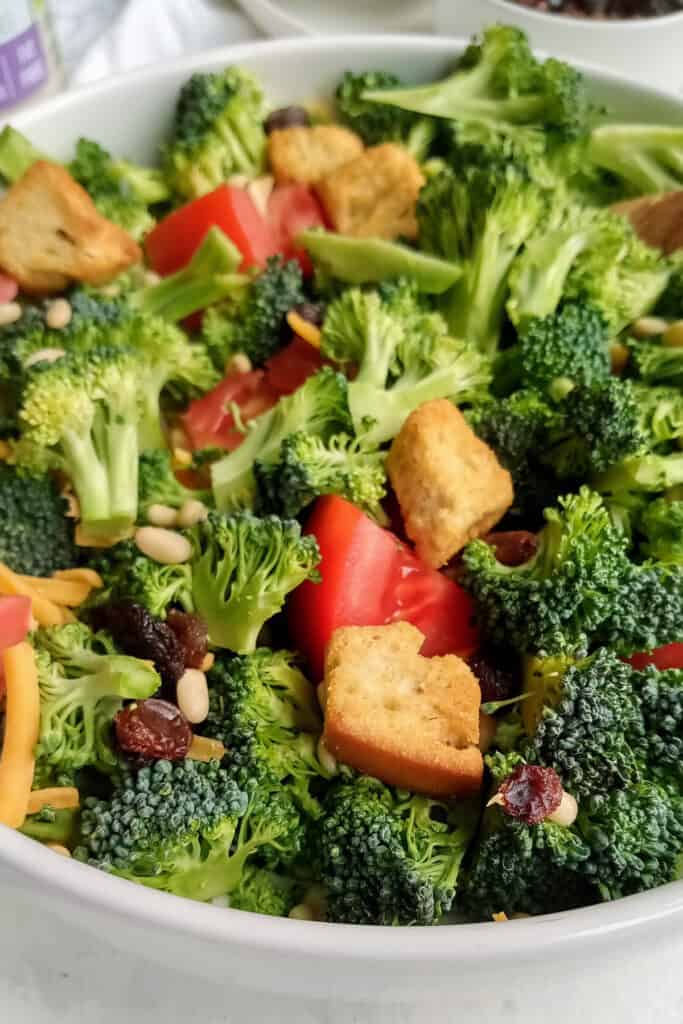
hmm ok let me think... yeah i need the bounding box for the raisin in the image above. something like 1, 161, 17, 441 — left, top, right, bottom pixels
167, 610, 209, 669
291, 301, 326, 328
89, 602, 184, 685
484, 530, 538, 567
499, 764, 563, 825
264, 106, 311, 134
115, 699, 192, 761
469, 649, 519, 704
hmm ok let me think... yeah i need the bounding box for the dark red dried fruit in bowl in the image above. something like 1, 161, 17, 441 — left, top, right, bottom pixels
167, 610, 208, 669
498, 764, 563, 825
115, 698, 192, 761
484, 531, 538, 567
469, 649, 519, 704
89, 602, 184, 685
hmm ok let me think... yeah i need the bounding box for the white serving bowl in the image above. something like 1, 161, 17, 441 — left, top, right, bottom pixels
3, 35, 683, 1018
434, 0, 683, 94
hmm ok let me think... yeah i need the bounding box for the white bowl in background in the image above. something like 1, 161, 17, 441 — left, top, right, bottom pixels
434, 0, 683, 94
3, 35, 683, 1019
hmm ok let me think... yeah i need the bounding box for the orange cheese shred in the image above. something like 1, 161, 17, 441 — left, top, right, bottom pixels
0, 642, 40, 829
27, 787, 80, 815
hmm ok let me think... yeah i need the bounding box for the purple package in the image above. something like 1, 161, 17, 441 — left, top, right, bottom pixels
0, 21, 48, 111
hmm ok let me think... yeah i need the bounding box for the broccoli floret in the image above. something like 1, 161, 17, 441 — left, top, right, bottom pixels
656, 256, 683, 319
202, 649, 330, 816
522, 649, 644, 798
639, 498, 683, 564
255, 431, 387, 521
229, 865, 302, 917
417, 166, 546, 355
189, 512, 320, 652
320, 282, 490, 446
165, 67, 267, 200
138, 449, 212, 518
361, 26, 592, 143
587, 124, 683, 197
316, 776, 475, 926
87, 540, 193, 619
562, 211, 669, 335
463, 807, 592, 920
335, 71, 436, 160
578, 784, 683, 901
33, 623, 160, 780
16, 345, 143, 538
638, 664, 683, 787
461, 488, 627, 655
202, 256, 305, 370
69, 137, 170, 240
0, 464, 76, 575
76, 759, 256, 902
211, 367, 351, 511
598, 562, 683, 657
496, 301, 611, 395
628, 337, 683, 389
467, 389, 564, 522
20, 808, 79, 847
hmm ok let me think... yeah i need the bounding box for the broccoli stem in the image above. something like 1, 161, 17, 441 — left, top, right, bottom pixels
0, 126, 45, 183
132, 227, 248, 323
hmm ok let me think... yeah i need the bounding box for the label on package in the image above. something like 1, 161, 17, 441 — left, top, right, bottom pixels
0, 3, 47, 110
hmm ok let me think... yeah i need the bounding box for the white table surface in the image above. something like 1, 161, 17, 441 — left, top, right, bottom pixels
3, 4, 681, 1021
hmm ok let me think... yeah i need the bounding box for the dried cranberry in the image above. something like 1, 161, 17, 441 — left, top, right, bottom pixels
469, 649, 518, 704
499, 764, 563, 825
167, 610, 209, 669
484, 531, 538, 567
115, 698, 192, 760
89, 602, 184, 685
291, 301, 326, 328
264, 106, 311, 134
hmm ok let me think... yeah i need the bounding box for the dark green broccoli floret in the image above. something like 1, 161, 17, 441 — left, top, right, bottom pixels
229, 865, 302, 917
33, 623, 160, 781
188, 512, 320, 652
417, 166, 546, 355
335, 70, 436, 160
138, 449, 212, 518
165, 67, 266, 200
69, 137, 170, 240
320, 281, 490, 446
587, 124, 683, 197
76, 759, 255, 902
202, 256, 305, 369
211, 367, 351, 511
316, 776, 476, 926
523, 649, 644, 798
86, 540, 193, 620
598, 562, 683, 657
461, 487, 627, 655
495, 301, 611, 396
0, 464, 76, 575
255, 431, 387, 522
362, 26, 592, 143
202, 649, 330, 816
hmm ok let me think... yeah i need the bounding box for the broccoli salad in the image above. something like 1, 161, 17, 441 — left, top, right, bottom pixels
1, 24, 683, 927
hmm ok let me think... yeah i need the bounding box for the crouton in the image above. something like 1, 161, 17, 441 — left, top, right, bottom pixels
0, 161, 141, 294
387, 399, 514, 568
323, 621, 483, 797
612, 190, 683, 255
267, 125, 363, 186
316, 143, 425, 240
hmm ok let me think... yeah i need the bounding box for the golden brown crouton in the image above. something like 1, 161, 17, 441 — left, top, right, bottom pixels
323, 622, 483, 797
316, 143, 425, 240
267, 125, 363, 186
387, 399, 514, 568
612, 190, 683, 255
0, 161, 141, 294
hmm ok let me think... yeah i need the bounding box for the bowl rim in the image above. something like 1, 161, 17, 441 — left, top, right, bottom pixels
487, 0, 683, 28
5, 32, 683, 961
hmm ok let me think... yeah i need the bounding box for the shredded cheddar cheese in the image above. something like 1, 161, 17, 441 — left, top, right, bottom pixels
187, 735, 226, 762
0, 642, 40, 829
492, 912, 509, 923
286, 311, 322, 349
27, 787, 80, 815
0, 561, 101, 626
